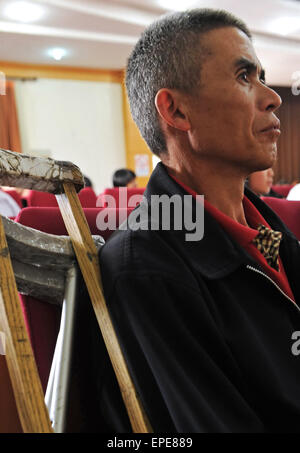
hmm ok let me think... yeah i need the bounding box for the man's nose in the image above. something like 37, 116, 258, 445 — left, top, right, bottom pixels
259, 84, 282, 112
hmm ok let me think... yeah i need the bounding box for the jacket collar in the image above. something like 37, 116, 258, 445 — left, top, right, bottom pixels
142, 162, 296, 280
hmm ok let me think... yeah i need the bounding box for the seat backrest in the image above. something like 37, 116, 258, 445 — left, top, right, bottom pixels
98, 187, 145, 209
78, 187, 97, 208
271, 184, 293, 198
16, 206, 133, 239
27, 190, 58, 207
27, 188, 100, 209
262, 197, 300, 240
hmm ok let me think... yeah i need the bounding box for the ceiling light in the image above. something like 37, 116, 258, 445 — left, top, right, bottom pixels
268, 17, 300, 36
48, 47, 67, 61
4, 1, 45, 23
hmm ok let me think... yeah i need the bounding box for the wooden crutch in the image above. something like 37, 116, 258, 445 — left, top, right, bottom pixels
0, 203, 89, 433
3, 214, 104, 432
0, 221, 53, 433
0, 148, 152, 433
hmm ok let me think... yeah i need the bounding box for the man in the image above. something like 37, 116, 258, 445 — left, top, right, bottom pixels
99, 9, 300, 432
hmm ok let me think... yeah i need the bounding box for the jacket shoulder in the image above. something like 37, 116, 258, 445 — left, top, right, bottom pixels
99, 226, 198, 294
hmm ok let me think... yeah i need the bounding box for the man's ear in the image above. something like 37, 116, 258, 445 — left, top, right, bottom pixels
155, 88, 191, 132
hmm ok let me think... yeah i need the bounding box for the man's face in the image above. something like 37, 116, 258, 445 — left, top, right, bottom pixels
184, 27, 281, 174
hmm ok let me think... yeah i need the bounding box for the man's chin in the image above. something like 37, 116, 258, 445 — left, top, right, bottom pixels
249, 158, 276, 174
260, 145, 277, 168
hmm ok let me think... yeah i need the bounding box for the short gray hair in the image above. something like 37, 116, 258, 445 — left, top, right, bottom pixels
125, 9, 251, 156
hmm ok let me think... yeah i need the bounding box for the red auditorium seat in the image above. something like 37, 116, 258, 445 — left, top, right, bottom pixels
271, 184, 294, 198
262, 197, 300, 240
16, 206, 133, 239
27, 190, 58, 207
27, 188, 98, 208
97, 187, 145, 208
78, 187, 97, 208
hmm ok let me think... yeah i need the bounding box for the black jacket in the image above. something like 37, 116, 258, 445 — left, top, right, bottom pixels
98, 162, 300, 433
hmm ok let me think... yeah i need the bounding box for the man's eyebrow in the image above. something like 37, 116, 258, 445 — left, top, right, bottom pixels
234, 57, 266, 81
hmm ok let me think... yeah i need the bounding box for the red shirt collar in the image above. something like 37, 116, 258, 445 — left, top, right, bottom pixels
169, 173, 270, 247
169, 172, 295, 301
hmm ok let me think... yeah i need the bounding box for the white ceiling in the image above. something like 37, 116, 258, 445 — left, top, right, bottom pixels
0, 0, 300, 85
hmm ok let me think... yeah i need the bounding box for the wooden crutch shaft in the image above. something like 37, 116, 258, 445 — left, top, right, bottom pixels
0, 217, 53, 433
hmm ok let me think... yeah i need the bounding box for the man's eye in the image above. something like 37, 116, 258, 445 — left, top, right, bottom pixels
239, 71, 249, 82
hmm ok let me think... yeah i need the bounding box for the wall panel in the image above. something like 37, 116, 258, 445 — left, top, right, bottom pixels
271, 86, 300, 184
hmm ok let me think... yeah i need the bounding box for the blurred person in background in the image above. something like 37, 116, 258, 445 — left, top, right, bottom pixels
0, 188, 21, 217
83, 175, 94, 189
247, 168, 283, 198
112, 169, 137, 188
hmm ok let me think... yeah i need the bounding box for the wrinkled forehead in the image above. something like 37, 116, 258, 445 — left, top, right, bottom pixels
200, 26, 263, 76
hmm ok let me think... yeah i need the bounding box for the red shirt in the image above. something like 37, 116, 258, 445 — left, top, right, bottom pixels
170, 175, 295, 303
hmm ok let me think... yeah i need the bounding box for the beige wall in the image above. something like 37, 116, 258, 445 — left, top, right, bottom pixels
270, 86, 300, 184
14, 77, 127, 194
122, 80, 153, 188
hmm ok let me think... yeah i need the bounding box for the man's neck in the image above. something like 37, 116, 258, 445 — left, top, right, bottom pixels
162, 153, 249, 227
